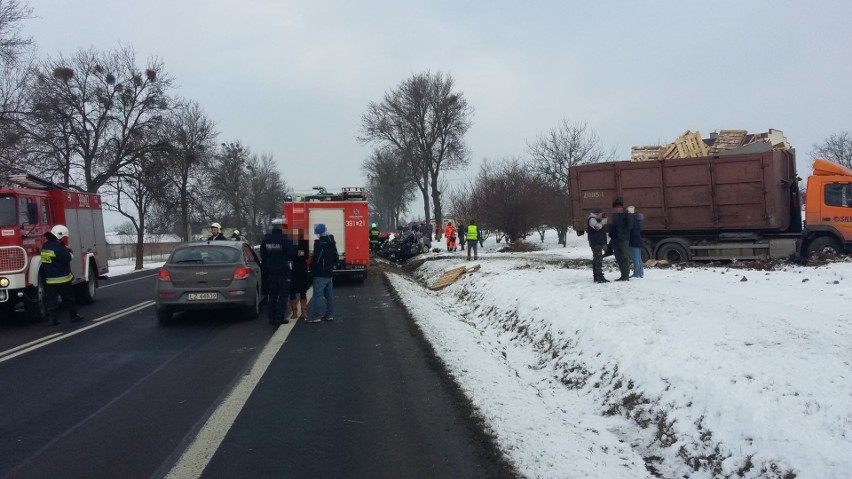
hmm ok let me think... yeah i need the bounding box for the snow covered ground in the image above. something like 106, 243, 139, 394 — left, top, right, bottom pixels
107, 256, 165, 276
386, 231, 852, 479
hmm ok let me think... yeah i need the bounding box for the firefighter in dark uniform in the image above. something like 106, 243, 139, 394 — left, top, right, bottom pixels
40, 224, 84, 325
369, 223, 381, 252
260, 218, 295, 325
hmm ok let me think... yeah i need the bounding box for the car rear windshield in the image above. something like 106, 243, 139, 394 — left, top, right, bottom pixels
169, 245, 241, 264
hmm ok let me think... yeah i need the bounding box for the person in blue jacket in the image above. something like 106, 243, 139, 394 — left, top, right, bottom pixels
627, 206, 644, 278
40, 224, 84, 325
306, 223, 339, 323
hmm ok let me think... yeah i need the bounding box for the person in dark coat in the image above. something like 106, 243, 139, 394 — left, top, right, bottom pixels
40, 224, 84, 325
208, 222, 227, 241
307, 223, 339, 322
289, 228, 311, 321
586, 208, 609, 283
608, 197, 634, 281
260, 218, 295, 325
458, 223, 466, 251
627, 206, 645, 278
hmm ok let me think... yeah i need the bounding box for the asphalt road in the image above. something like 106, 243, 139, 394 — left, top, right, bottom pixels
0, 266, 514, 478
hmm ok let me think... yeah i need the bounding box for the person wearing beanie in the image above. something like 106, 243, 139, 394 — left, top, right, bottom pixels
608, 198, 633, 281
586, 208, 609, 283
307, 223, 339, 322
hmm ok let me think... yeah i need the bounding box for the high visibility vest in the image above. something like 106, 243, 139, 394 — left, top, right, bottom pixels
466, 225, 478, 240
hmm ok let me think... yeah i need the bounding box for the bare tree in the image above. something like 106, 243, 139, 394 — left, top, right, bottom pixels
103, 151, 169, 270
468, 158, 545, 243
362, 147, 416, 229
25, 46, 172, 192
812, 131, 852, 169
359, 70, 472, 230
156, 99, 217, 240
242, 152, 287, 242
0, 0, 32, 66
527, 119, 613, 245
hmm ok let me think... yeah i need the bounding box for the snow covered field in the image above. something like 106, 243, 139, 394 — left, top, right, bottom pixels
387, 231, 852, 479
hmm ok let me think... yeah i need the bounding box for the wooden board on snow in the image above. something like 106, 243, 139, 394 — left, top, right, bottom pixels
430, 264, 481, 290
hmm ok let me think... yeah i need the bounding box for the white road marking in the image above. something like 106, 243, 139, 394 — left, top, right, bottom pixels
0, 301, 155, 363
99, 273, 158, 289
165, 288, 313, 479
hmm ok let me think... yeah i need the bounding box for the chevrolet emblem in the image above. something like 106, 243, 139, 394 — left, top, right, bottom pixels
196, 271, 208, 276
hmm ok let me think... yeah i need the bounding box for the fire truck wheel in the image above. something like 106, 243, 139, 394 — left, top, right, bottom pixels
25, 278, 48, 323
75, 263, 98, 305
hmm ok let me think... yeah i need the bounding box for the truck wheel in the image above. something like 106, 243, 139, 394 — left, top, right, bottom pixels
657, 242, 689, 263
25, 278, 48, 323
806, 236, 842, 259
75, 263, 98, 305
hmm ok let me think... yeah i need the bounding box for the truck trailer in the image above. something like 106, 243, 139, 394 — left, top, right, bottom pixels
283, 187, 369, 281
569, 149, 852, 262
0, 174, 109, 321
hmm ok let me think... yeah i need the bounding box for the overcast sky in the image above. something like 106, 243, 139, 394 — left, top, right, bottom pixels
22, 0, 852, 224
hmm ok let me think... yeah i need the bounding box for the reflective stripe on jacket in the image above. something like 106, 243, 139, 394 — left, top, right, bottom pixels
40, 240, 74, 284
466, 225, 478, 240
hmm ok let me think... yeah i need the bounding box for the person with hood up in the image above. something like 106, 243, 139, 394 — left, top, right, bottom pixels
306, 223, 339, 323
586, 208, 609, 283
40, 224, 84, 325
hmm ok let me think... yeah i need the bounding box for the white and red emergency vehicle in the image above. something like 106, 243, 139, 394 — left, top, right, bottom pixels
283, 186, 369, 281
0, 174, 108, 321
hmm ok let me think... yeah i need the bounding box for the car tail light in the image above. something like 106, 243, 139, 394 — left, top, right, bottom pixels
158, 269, 171, 281
233, 266, 251, 280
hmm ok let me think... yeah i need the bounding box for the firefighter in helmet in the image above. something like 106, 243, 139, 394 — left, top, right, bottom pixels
369, 223, 380, 252
208, 222, 226, 241
40, 225, 84, 325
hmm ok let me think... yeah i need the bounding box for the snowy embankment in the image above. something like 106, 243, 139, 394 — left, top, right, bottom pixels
386, 232, 852, 479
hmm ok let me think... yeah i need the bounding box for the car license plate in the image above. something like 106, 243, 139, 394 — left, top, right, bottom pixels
187, 292, 217, 301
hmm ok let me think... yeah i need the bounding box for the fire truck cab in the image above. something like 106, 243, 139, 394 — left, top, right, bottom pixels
283, 186, 369, 281
0, 174, 108, 322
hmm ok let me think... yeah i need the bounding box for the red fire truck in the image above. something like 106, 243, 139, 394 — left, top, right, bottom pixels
0, 174, 109, 321
283, 186, 369, 281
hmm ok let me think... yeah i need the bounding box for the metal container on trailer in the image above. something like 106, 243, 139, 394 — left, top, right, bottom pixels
570, 149, 801, 236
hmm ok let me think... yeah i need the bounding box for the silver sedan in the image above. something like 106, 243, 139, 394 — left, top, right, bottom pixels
154, 241, 263, 322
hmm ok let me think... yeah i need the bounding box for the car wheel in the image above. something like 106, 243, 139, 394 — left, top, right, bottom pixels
244, 288, 260, 320
156, 308, 172, 323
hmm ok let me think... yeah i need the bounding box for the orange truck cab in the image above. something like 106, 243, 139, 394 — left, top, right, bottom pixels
800, 158, 852, 256
0, 174, 108, 321
283, 187, 369, 281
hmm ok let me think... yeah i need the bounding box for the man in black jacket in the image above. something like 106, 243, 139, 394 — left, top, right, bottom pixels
586, 208, 609, 283
306, 223, 339, 323
260, 218, 295, 325
608, 197, 634, 281
40, 225, 84, 325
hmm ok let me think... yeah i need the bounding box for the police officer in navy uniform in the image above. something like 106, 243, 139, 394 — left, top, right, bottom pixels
40, 224, 84, 325
260, 217, 295, 325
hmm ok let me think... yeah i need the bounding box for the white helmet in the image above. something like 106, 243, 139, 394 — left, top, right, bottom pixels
211, 222, 222, 229
233, 229, 240, 235
50, 224, 69, 240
